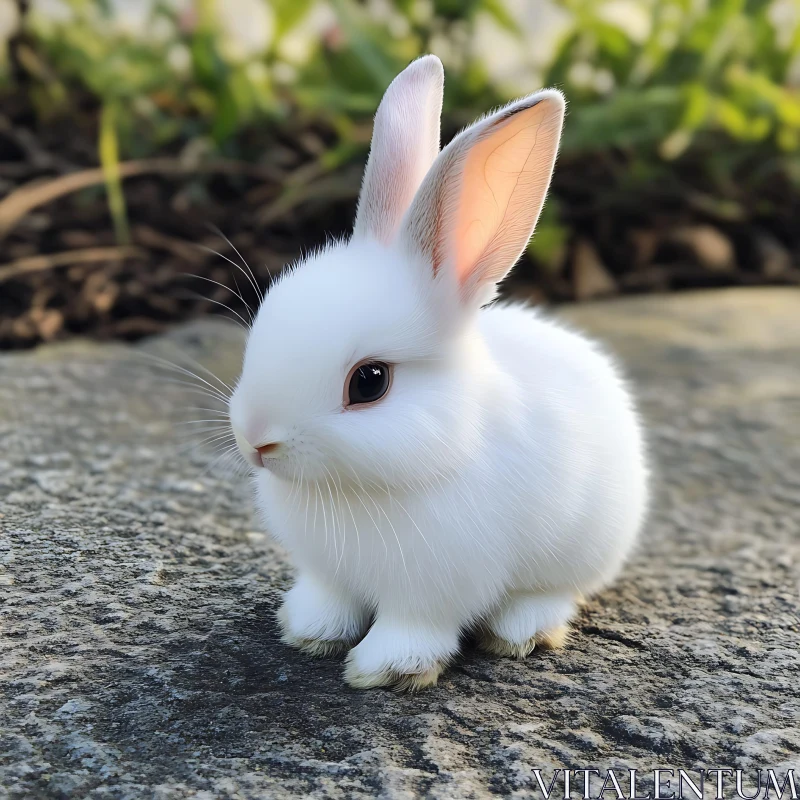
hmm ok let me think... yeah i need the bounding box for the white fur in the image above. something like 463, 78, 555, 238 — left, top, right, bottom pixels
228, 57, 649, 689
353, 54, 443, 244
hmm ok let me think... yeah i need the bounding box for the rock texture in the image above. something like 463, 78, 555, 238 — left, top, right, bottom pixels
1, 289, 799, 799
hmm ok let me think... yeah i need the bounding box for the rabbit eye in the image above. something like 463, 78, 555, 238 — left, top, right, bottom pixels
346, 361, 391, 407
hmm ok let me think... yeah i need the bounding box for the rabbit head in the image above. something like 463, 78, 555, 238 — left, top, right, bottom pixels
229, 55, 565, 487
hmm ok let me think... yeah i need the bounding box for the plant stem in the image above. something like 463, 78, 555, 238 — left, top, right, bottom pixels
99, 102, 130, 245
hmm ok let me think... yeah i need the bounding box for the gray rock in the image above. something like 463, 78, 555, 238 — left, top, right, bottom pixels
1, 289, 798, 799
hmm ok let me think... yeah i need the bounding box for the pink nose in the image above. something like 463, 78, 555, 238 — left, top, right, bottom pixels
255, 442, 278, 458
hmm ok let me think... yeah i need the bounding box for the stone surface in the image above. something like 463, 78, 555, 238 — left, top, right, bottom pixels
1, 288, 799, 799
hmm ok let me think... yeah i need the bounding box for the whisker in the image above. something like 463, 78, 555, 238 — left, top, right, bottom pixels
174, 426, 231, 438
178, 288, 251, 332
177, 431, 236, 451
174, 419, 232, 426
200, 444, 245, 480
131, 348, 234, 399
160, 381, 231, 405
344, 464, 388, 561
157, 379, 230, 405
206, 232, 253, 322
199, 243, 263, 309
330, 465, 361, 568
182, 272, 254, 324
206, 223, 264, 303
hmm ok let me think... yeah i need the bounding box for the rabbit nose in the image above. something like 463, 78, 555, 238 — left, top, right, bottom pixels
255, 442, 279, 459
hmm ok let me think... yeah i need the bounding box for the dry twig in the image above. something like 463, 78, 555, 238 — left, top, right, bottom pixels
0, 246, 144, 283
0, 159, 282, 240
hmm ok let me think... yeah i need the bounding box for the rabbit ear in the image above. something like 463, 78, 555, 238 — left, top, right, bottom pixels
352, 55, 444, 245
400, 90, 565, 305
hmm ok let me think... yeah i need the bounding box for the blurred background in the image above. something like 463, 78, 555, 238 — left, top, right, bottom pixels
1, 0, 799, 348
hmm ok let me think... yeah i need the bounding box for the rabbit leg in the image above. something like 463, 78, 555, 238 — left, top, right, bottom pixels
277, 572, 369, 657
477, 592, 575, 659
344, 616, 460, 691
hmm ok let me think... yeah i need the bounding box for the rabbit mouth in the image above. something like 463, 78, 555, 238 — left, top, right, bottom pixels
255, 455, 296, 481
247, 448, 284, 473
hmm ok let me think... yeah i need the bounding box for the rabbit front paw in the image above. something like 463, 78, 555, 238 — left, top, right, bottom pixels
277, 573, 368, 657
477, 592, 575, 659
343, 618, 459, 691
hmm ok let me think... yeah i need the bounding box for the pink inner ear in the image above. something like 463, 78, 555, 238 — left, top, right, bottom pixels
452, 102, 562, 295
353, 56, 444, 246
374, 100, 439, 244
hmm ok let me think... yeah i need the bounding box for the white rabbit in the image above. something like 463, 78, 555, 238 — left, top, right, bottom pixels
228, 55, 649, 690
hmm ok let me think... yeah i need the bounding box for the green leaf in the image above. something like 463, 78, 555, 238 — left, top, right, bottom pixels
99, 102, 130, 245
482, 0, 522, 37
272, 0, 316, 38
528, 199, 568, 272
328, 0, 397, 90
211, 85, 239, 143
